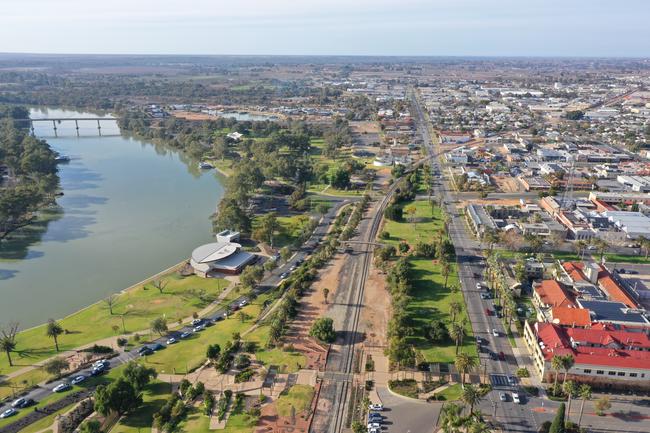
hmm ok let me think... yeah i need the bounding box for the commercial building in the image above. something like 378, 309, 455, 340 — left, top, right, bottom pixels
190, 241, 256, 277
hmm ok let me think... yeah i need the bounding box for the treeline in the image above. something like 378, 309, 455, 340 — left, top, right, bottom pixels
0, 105, 59, 238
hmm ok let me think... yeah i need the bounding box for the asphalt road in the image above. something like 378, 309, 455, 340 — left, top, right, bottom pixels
411, 92, 539, 433
0, 196, 351, 432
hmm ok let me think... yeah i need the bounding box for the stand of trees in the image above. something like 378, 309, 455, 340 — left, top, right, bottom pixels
0, 106, 60, 239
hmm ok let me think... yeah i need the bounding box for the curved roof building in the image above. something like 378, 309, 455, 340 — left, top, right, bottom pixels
190, 241, 255, 276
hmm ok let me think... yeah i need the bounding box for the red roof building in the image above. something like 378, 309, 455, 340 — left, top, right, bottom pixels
533, 280, 576, 308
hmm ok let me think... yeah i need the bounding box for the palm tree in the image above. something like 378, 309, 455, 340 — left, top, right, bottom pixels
467, 418, 491, 433
0, 323, 18, 367
455, 352, 478, 387
461, 384, 482, 415
439, 402, 464, 433
577, 384, 592, 428
441, 259, 452, 290
561, 354, 575, 386
551, 355, 563, 395
563, 380, 578, 423
449, 301, 463, 323
449, 322, 467, 354
46, 319, 64, 352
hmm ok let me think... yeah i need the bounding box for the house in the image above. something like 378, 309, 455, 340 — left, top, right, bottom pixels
226, 132, 244, 142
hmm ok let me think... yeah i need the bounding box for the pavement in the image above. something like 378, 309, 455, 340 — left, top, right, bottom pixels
376, 386, 441, 433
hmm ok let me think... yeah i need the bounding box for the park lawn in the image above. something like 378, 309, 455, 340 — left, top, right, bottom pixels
437, 384, 463, 401
19, 401, 77, 433
0, 368, 50, 401
110, 381, 172, 433
141, 296, 268, 374
252, 214, 313, 249
0, 273, 228, 375
275, 385, 314, 417
381, 201, 477, 363
603, 253, 650, 264
407, 258, 476, 363
254, 348, 306, 374
182, 407, 258, 433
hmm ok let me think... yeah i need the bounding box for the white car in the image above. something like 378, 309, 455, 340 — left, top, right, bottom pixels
193, 324, 205, 332
71, 375, 86, 385
53, 382, 72, 393
166, 337, 177, 345
499, 392, 507, 402
239, 300, 248, 308
367, 423, 381, 429
0, 408, 17, 419
492, 329, 499, 337
476, 282, 483, 290
368, 403, 384, 411
512, 392, 521, 404
11, 398, 26, 408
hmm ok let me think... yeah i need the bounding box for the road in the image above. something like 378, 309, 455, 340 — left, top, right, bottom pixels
411, 91, 539, 433
0, 197, 351, 433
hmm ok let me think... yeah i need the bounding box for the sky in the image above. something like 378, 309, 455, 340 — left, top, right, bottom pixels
0, 0, 648, 57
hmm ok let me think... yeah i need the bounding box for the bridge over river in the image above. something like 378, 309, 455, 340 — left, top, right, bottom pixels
16, 116, 120, 136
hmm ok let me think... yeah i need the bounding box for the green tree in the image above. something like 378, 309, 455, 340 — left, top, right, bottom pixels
46, 319, 64, 352
94, 377, 142, 417
280, 246, 292, 263
0, 323, 18, 366
551, 355, 563, 395
449, 321, 466, 354
549, 403, 566, 433
206, 344, 221, 363
461, 384, 482, 415
560, 354, 575, 386
322, 288, 330, 304
449, 301, 463, 323
43, 357, 69, 379
150, 317, 168, 336
563, 380, 577, 423
454, 352, 477, 387
439, 402, 465, 433
577, 384, 592, 428
79, 420, 102, 433
123, 362, 157, 392
441, 258, 452, 290
309, 317, 336, 343
594, 396, 611, 416
426, 319, 449, 343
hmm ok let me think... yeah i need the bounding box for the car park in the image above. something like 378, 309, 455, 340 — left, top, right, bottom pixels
71, 375, 86, 385
368, 403, 384, 411
512, 392, 521, 404
166, 337, 177, 345
53, 382, 72, 393
499, 392, 508, 402
0, 408, 17, 419
180, 330, 192, 339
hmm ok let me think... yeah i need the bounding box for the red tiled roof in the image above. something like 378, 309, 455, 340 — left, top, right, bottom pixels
551, 307, 591, 327
563, 262, 586, 282
568, 327, 650, 349
596, 265, 638, 309
536, 323, 650, 370
535, 280, 576, 308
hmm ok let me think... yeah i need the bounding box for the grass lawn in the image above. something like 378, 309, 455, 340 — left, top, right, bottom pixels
276, 385, 314, 417
388, 379, 418, 399
141, 295, 268, 374
0, 273, 228, 376
110, 381, 172, 433
382, 201, 477, 363
182, 408, 258, 433
255, 348, 306, 374
437, 384, 462, 401
19, 402, 77, 433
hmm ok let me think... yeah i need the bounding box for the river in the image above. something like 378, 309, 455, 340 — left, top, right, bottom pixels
0, 108, 225, 329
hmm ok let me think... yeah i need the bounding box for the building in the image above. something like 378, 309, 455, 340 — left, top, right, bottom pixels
439, 131, 471, 144
533, 280, 576, 309
524, 321, 650, 390
465, 204, 496, 237
190, 241, 256, 277
602, 211, 650, 240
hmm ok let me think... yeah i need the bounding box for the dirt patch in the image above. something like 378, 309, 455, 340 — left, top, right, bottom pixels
255, 381, 321, 433
350, 121, 380, 134
282, 254, 347, 370
493, 175, 524, 193
360, 263, 390, 348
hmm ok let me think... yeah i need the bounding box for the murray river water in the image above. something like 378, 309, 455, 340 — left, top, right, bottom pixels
0, 108, 225, 329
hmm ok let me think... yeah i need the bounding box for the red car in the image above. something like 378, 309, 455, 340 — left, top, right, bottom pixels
498, 351, 505, 361
485, 308, 492, 316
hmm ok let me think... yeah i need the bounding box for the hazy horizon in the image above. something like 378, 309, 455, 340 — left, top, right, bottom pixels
1, 0, 649, 57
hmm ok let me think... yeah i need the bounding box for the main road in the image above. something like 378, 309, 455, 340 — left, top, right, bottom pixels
411, 91, 540, 433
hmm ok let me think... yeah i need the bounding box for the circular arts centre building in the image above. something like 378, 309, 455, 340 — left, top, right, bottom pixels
190, 241, 256, 277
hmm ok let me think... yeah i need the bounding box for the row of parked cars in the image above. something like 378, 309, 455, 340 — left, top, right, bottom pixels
367, 404, 385, 433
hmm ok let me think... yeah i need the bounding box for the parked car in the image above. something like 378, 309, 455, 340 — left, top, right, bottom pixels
489, 351, 497, 360
492, 329, 499, 337
485, 308, 492, 316
11, 398, 26, 408
53, 382, 72, 393
137, 346, 151, 355
167, 337, 177, 345
476, 282, 483, 290
280, 272, 290, 279
367, 422, 381, 429
0, 408, 17, 419
475, 336, 483, 345
139, 347, 154, 357
191, 319, 202, 326
512, 392, 521, 404
150, 343, 165, 351
16, 398, 35, 409
368, 403, 384, 411
507, 375, 517, 385
499, 392, 508, 402
71, 375, 86, 385
91, 365, 106, 376
193, 324, 205, 332
498, 351, 506, 361
180, 331, 192, 339
239, 300, 248, 308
